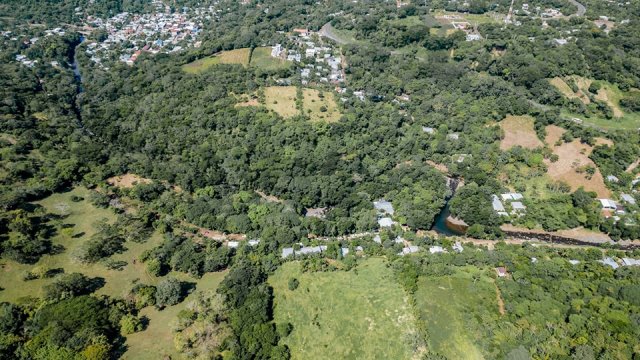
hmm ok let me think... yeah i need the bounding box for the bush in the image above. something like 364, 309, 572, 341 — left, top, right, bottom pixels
119, 314, 143, 335
287, 278, 299, 291
155, 278, 183, 307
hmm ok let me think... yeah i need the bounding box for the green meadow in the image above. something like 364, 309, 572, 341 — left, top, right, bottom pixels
269, 258, 419, 360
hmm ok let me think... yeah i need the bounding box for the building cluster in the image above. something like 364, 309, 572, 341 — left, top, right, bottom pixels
492, 193, 527, 217
272, 28, 345, 86
82, 0, 219, 66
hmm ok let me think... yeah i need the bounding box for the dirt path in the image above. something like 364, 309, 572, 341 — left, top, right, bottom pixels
494, 282, 505, 316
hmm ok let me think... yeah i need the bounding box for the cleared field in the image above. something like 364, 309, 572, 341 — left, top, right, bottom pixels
550, 77, 591, 104
241, 86, 342, 122
123, 271, 227, 360
107, 173, 152, 189
415, 268, 499, 360
543, 126, 610, 197
499, 115, 543, 150
302, 88, 341, 122
269, 258, 419, 360
182, 48, 251, 73
249, 47, 290, 70
264, 86, 299, 118
0, 187, 168, 302
552, 76, 640, 130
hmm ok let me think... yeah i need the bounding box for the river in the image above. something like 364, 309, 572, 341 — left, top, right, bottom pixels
431, 177, 465, 236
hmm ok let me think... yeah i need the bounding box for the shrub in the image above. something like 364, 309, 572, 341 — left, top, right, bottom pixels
287, 278, 299, 291
119, 314, 143, 335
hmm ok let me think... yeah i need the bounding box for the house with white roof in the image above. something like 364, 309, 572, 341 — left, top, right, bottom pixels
620, 193, 636, 205
429, 246, 446, 254
599, 199, 617, 210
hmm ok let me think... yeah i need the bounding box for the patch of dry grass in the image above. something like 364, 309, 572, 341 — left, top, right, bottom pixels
302, 88, 341, 122
499, 115, 543, 150
264, 86, 299, 118
107, 173, 152, 189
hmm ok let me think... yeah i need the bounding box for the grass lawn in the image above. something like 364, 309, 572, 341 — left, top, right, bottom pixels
415, 267, 499, 360
0, 187, 165, 302
122, 271, 228, 360
182, 48, 251, 73
302, 88, 341, 122
269, 258, 419, 360
249, 47, 290, 70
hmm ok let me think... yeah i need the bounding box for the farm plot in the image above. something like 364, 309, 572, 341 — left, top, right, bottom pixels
269, 258, 419, 360
499, 115, 544, 150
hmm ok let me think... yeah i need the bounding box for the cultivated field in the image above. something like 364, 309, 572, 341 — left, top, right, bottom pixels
182, 48, 251, 73
543, 126, 610, 197
123, 271, 227, 360
499, 115, 543, 150
415, 268, 499, 360
269, 258, 419, 359
249, 46, 290, 70
302, 88, 341, 122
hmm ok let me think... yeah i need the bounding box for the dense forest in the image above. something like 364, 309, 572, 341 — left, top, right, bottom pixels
1, 0, 640, 358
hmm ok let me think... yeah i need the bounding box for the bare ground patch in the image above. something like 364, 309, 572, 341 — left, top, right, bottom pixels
499, 115, 543, 150
107, 173, 152, 188
543, 129, 610, 197
550, 77, 590, 104
544, 125, 566, 146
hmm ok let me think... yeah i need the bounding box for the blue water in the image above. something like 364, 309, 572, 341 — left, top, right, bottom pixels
431, 201, 462, 236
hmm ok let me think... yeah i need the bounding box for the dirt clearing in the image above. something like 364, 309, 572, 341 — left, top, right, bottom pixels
107, 173, 152, 188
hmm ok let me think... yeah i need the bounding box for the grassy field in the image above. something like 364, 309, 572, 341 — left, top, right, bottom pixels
550, 76, 640, 130
302, 88, 341, 122
415, 267, 499, 360
499, 115, 543, 150
264, 86, 299, 118
182, 48, 251, 73
0, 187, 139, 302
123, 271, 227, 360
249, 47, 290, 70
269, 258, 419, 360
243, 86, 342, 122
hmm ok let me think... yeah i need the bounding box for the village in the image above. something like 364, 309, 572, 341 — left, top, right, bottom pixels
82, 0, 220, 67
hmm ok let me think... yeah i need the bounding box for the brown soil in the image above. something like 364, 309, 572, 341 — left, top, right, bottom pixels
255, 190, 283, 203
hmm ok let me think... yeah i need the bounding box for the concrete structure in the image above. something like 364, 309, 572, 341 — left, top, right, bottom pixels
373, 200, 395, 215
378, 217, 394, 228
598, 257, 619, 269
621, 194, 636, 205
429, 246, 446, 254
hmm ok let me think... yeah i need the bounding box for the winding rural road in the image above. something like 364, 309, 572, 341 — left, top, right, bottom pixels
569, 0, 586, 16
319, 22, 349, 45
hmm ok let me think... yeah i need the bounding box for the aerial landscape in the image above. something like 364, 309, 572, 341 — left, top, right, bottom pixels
1, 0, 640, 359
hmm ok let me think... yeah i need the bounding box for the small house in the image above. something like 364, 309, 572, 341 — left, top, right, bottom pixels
606, 175, 619, 183
501, 193, 524, 201
282, 247, 294, 258
373, 200, 395, 215
495, 267, 508, 277
599, 199, 617, 210
378, 217, 394, 228
453, 242, 464, 253
422, 126, 435, 134
429, 246, 445, 254
568, 259, 580, 265
622, 258, 640, 266
227, 241, 239, 248
620, 193, 636, 205
400, 246, 420, 255
598, 257, 619, 269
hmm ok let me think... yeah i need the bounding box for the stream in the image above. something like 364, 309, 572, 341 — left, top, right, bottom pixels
431, 177, 465, 236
